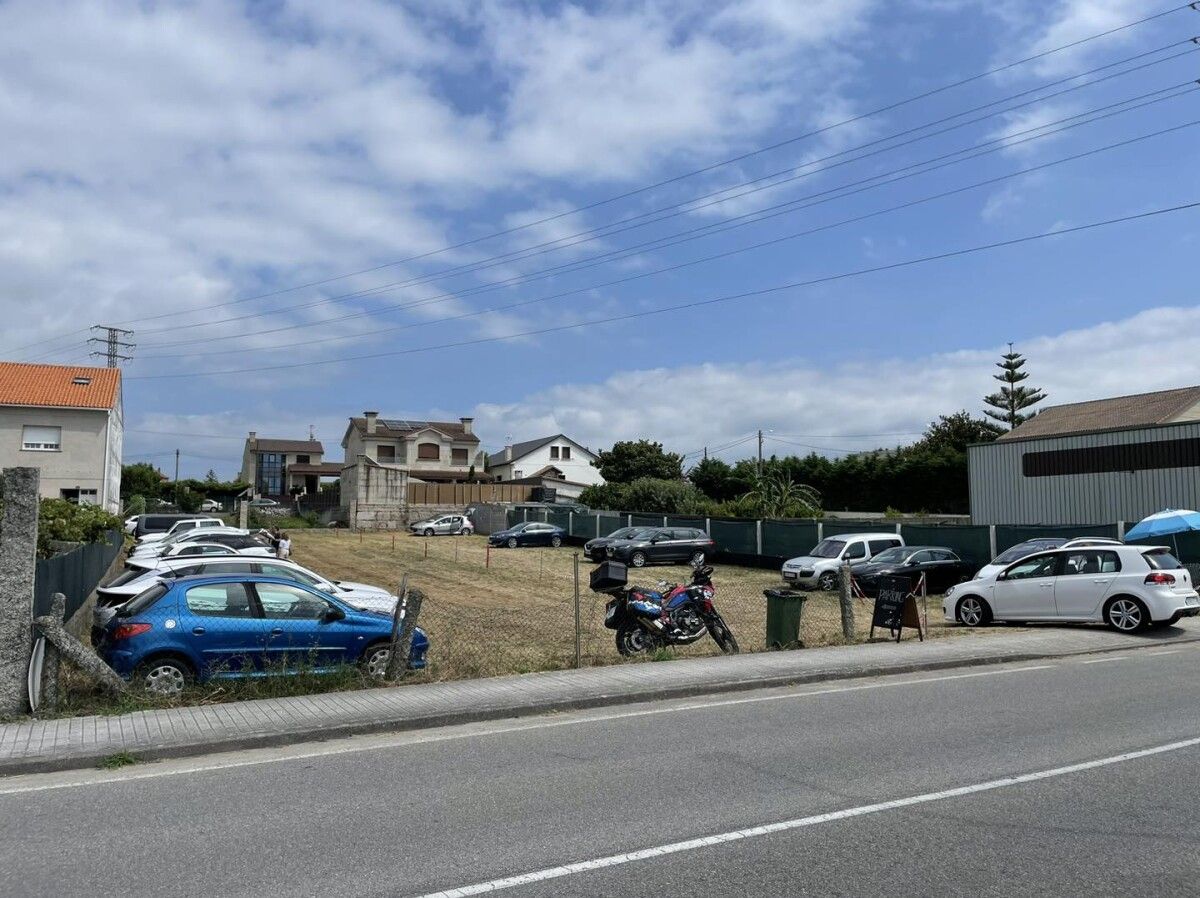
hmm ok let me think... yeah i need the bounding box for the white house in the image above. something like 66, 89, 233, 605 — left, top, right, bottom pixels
0, 362, 124, 512
487, 434, 604, 498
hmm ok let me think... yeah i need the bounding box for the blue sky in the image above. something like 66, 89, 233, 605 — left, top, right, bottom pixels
1, 0, 1198, 478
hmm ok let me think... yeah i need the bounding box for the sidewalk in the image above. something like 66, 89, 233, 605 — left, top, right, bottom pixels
3, 623, 1198, 775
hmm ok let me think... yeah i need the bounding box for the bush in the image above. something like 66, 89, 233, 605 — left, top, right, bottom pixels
38, 499, 121, 557
124, 494, 147, 516
580, 478, 713, 515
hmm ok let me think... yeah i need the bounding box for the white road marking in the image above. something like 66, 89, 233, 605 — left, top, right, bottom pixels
0, 664, 1055, 796
411, 735, 1200, 898
1145, 650, 1183, 657
1079, 656, 1127, 664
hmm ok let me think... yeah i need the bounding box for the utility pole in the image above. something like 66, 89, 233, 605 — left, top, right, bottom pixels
88, 325, 135, 368
174, 449, 180, 484
757, 429, 764, 477
703, 446, 707, 461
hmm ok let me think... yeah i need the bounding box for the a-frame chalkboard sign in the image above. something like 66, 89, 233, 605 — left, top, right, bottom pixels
869, 575, 925, 643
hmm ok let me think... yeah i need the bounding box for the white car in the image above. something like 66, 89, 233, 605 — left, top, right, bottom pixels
945, 544, 1200, 632
97, 556, 396, 612
126, 539, 276, 570
409, 514, 473, 536
123, 516, 139, 535
199, 499, 223, 513
135, 517, 224, 546
974, 536, 1124, 580
128, 526, 248, 558
781, 532, 905, 591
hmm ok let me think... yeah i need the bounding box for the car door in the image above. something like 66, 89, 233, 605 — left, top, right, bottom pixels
1053, 550, 1121, 619
646, 529, 672, 562
178, 581, 270, 675
991, 552, 1062, 619
903, 549, 935, 589
252, 581, 354, 669
921, 550, 960, 593
842, 540, 870, 568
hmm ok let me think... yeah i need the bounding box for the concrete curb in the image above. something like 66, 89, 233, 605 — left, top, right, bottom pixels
5, 632, 1197, 777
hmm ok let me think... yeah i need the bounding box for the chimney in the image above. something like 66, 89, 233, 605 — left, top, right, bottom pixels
364, 411, 378, 435
503, 445, 512, 462
460, 416, 474, 436
248, 431, 257, 447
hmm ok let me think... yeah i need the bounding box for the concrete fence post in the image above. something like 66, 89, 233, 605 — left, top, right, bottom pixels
663, 516, 668, 528
817, 521, 824, 541
627, 513, 633, 528
837, 561, 855, 642
0, 467, 38, 714
705, 517, 711, 535
238, 499, 249, 529
895, 522, 902, 535
1117, 520, 1126, 541
595, 513, 601, 538
569, 511, 574, 537
756, 520, 763, 556
988, 524, 997, 560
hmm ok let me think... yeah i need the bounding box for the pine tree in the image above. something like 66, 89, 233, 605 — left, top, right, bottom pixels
983, 344, 1046, 428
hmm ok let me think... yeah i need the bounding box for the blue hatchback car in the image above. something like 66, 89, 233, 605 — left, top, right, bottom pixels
98, 574, 429, 695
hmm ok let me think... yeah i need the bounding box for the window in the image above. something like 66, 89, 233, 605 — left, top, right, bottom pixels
452, 447, 468, 465
255, 452, 283, 495
1022, 437, 1200, 477
59, 488, 97, 504
22, 425, 61, 451
295, 454, 310, 464
931, 550, 958, 562
203, 562, 253, 575
868, 539, 899, 557
377, 445, 396, 462
1145, 549, 1183, 570
550, 446, 560, 460
562, 446, 571, 460
1004, 554, 1059, 580
257, 563, 322, 586
254, 583, 331, 620
186, 582, 254, 618
121, 583, 169, 616
909, 550, 934, 564
844, 542, 867, 560
1061, 551, 1121, 576
417, 442, 440, 461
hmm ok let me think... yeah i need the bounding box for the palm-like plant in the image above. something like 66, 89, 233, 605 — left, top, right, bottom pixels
744, 472, 821, 518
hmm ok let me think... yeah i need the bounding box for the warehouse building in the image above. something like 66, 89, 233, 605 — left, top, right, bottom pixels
968, 385, 1200, 526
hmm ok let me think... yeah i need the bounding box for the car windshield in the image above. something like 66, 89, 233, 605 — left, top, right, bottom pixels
509, 522, 532, 532
118, 582, 169, 616
993, 540, 1064, 564
871, 547, 911, 563
809, 539, 846, 559
1144, 549, 1184, 570
604, 527, 636, 540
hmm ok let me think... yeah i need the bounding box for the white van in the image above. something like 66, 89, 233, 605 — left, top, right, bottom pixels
781, 532, 906, 591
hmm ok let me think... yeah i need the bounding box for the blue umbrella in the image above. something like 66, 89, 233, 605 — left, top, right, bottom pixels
1124, 509, 1200, 558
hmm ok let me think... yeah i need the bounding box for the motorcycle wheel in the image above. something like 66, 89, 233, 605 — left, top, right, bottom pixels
708, 617, 740, 654
615, 623, 660, 657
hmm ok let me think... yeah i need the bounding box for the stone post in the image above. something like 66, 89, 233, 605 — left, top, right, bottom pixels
837, 561, 856, 642
0, 467, 39, 714
238, 499, 249, 529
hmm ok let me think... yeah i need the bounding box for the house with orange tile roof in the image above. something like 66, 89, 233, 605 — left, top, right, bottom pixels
0, 362, 124, 512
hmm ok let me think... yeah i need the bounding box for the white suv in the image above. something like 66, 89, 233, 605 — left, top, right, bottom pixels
945, 545, 1200, 632
781, 532, 905, 591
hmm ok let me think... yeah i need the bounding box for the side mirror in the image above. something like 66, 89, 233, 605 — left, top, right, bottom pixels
321, 606, 346, 623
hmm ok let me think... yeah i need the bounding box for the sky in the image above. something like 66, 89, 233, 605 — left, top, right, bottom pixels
1, 0, 1198, 478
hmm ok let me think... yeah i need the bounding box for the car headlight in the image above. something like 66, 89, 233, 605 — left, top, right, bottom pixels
945, 585, 956, 598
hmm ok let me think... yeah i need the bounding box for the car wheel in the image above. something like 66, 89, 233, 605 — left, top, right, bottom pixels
507, 537, 518, 549
424, 528, 434, 537
1104, 596, 1149, 633
459, 527, 472, 535
630, 551, 647, 567
689, 551, 706, 567
550, 535, 562, 548
817, 571, 838, 592
135, 658, 192, 696
956, 595, 992, 628
361, 643, 392, 678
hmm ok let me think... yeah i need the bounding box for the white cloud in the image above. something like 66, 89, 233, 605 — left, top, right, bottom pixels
471, 305, 1200, 459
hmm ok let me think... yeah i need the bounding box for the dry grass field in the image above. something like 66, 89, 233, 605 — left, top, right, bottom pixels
289, 531, 974, 682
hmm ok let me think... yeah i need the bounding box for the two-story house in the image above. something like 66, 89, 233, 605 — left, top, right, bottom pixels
341, 412, 483, 481
240, 433, 339, 498
0, 362, 123, 512
487, 434, 604, 498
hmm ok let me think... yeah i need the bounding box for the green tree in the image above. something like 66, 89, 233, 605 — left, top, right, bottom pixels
916, 411, 1004, 452
742, 472, 821, 518
983, 345, 1047, 429
592, 440, 683, 483
174, 484, 202, 513
121, 462, 163, 498
204, 469, 219, 484
687, 457, 736, 501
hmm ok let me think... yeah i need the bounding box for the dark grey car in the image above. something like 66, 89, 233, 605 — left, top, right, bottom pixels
604, 528, 717, 568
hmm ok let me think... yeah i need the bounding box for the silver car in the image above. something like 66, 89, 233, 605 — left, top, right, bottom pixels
409, 514, 473, 536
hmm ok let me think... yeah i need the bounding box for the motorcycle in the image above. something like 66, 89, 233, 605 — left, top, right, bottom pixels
591, 561, 739, 656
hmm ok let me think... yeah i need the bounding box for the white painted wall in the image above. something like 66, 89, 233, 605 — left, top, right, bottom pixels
491, 436, 604, 486
0, 405, 121, 511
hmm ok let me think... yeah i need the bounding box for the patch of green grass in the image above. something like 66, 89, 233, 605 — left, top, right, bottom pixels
98, 751, 139, 769
650, 647, 678, 662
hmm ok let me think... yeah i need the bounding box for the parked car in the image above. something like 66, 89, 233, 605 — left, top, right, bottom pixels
850, 545, 976, 596
199, 499, 223, 513
129, 526, 249, 558
975, 537, 1124, 580
136, 517, 224, 546
945, 545, 1200, 632
601, 527, 716, 568
132, 513, 209, 540
409, 514, 473, 536
96, 574, 429, 695
781, 532, 906, 591
123, 516, 139, 535
583, 527, 642, 562
488, 522, 566, 548
127, 535, 275, 569
97, 556, 398, 618
248, 498, 280, 508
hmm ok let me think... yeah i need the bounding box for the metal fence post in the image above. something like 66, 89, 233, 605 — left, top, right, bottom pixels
756, 520, 763, 555
837, 562, 855, 642
569, 511, 574, 538
988, 524, 997, 559
0, 467, 38, 714
595, 513, 601, 538
573, 553, 582, 669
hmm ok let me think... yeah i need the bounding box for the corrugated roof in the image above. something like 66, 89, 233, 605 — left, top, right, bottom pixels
0, 362, 121, 410
252, 438, 325, 453
347, 417, 480, 443
1000, 385, 1200, 441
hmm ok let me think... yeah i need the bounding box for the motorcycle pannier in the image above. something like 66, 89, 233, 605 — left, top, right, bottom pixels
589, 560, 628, 592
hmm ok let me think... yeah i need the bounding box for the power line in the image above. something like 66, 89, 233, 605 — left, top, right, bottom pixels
133, 103, 1200, 361
124, 199, 1200, 381
133, 42, 1200, 346
9, 4, 1187, 361
92, 1, 1196, 324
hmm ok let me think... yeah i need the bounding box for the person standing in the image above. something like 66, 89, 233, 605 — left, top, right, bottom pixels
277, 532, 291, 560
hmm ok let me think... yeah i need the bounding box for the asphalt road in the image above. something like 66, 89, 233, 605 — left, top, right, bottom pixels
2, 644, 1199, 897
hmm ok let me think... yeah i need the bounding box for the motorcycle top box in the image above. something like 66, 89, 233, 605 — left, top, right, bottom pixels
590, 560, 628, 593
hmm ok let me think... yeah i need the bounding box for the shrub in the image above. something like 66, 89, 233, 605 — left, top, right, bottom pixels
38, 499, 121, 556
124, 494, 147, 516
